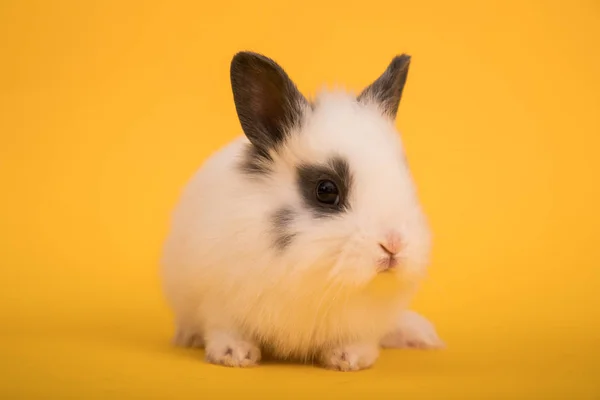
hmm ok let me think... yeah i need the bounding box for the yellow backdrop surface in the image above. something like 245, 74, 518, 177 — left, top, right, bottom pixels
1, 0, 599, 398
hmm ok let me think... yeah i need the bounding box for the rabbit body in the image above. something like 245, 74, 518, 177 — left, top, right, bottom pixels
161, 52, 442, 370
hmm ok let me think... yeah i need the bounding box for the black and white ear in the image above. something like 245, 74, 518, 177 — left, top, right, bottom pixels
230, 51, 309, 152
357, 54, 411, 120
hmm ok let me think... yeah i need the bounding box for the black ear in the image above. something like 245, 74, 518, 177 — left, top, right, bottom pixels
357, 54, 411, 119
230, 51, 308, 152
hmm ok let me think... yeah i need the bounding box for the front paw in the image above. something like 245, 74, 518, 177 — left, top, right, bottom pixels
320, 342, 379, 372
205, 335, 261, 368
380, 310, 445, 349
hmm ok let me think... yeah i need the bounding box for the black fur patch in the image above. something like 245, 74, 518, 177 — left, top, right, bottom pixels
271, 207, 297, 251
296, 156, 353, 218
238, 143, 273, 176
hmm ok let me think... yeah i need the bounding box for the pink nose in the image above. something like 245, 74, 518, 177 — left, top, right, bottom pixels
379, 231, 403, 255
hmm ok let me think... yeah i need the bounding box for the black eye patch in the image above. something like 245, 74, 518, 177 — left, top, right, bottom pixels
296, 156, 353, 217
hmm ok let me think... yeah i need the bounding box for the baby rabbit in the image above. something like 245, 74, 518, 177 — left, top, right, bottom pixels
161, 51, 443, 371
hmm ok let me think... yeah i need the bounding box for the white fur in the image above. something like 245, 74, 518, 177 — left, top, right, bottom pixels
380, 310, 445, 349
161, 89, 439, 369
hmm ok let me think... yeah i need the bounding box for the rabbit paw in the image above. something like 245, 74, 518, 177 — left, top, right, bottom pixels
380, 310, 445, 349
204, 332, 261, 368
320, 342, 379, 372
172, 327, 204, 348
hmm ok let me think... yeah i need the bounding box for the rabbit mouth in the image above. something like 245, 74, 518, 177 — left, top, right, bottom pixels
376, 256, 399, 273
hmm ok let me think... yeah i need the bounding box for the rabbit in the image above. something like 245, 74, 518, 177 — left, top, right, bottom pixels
160, 51, 444, 371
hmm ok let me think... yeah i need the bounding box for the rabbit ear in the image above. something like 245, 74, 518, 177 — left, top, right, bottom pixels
357, 54, 411, 119
230, 51, 308, 152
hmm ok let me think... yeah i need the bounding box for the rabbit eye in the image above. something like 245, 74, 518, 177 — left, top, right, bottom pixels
297, 156, 352, 217
315, 180, 339, 205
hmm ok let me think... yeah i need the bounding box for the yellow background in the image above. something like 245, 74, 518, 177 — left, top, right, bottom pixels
1, 0, 599, 398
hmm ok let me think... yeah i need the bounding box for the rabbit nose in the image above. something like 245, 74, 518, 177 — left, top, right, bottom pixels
379, 230, 403, 256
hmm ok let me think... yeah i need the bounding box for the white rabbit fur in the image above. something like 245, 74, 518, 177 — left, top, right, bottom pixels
161, 52, 442, 371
